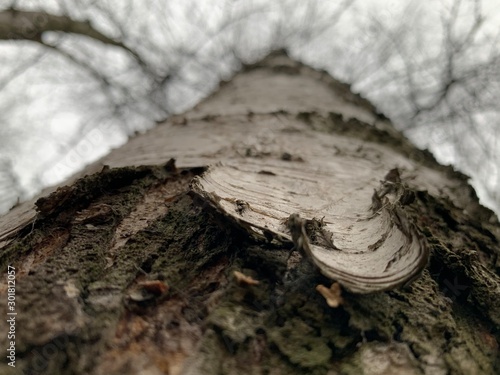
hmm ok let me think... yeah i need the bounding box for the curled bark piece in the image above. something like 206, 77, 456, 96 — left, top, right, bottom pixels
233, 271, 260, 286
190, 128, 429, 294
316, 283, 344, 308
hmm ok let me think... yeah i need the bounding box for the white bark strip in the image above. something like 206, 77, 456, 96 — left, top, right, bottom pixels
190, 122, 428, 293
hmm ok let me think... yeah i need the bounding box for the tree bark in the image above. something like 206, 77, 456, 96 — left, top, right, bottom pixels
0, 52, 499, 375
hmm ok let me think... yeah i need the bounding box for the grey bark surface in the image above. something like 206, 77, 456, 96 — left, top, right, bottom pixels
0, 52, 499, 375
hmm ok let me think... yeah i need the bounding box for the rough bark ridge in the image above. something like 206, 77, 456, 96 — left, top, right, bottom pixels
0, 52, 499, 375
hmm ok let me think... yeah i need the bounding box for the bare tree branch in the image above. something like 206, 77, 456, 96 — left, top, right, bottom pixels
0, 8, 147, 63
0, 9, 117, 44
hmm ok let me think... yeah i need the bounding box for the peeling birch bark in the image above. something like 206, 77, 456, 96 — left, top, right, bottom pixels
189, 128, 429, 293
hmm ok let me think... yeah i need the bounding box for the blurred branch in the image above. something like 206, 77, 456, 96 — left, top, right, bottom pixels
0, 8, 146, 65
405, 0, 486, 125
0, 48, 47, 91
0, 9, 121, 45
296, 0, 355, 44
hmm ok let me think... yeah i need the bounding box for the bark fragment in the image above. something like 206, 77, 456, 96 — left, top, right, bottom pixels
190, 136, 429, 293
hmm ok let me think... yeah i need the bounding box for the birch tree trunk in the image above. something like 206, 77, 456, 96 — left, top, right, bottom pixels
0, 52, 499, 375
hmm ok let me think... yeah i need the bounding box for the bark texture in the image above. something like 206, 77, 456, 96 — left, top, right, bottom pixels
0, 52, 499, 375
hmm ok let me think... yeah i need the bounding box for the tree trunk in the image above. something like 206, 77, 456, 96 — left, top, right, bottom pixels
0, 52, 499, 375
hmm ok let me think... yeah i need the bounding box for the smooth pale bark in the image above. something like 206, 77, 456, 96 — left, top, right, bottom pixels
0, 52, 499, 375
